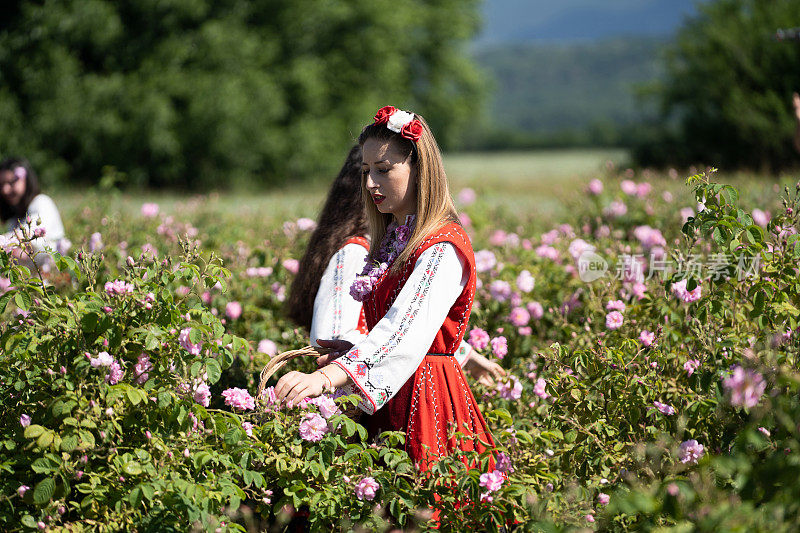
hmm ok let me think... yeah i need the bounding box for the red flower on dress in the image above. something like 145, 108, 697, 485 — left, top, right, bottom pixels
373, 106, 398, 125
400, 119, 423, 142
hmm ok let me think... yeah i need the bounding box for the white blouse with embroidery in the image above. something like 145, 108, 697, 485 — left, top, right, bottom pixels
310, 242, 370, 347
332, 241, 469, 414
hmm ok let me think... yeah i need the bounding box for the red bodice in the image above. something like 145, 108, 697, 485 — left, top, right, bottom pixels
362, 222, 476, 355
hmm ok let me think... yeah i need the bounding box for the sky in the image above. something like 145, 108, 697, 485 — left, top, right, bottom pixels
476, 0, 707, 45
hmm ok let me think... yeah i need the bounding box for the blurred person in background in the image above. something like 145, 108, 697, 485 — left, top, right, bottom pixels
286, 146, 504, 386
0, 157, 67, 264
793, 93, 800, 153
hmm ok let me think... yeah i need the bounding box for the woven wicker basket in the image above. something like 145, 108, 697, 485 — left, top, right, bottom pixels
255, 345, 363, 420
255, 345, 330, 400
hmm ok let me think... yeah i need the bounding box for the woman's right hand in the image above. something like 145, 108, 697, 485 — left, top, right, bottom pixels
464, 350, 507, 387
793, 92, 800, 119
315, 339, 354, 366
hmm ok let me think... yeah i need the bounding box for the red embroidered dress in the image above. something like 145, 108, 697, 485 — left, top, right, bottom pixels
333, 222, 494, 467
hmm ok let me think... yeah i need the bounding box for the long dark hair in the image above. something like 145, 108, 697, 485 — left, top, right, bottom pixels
0, 157, 41, 223
287, 145, 368, 329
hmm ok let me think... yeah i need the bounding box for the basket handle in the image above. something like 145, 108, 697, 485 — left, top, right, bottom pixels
255, 345, 330, 400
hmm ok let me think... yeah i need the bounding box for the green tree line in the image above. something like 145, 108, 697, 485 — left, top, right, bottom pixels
633, 0, 800, 171
0, 0, 483, 189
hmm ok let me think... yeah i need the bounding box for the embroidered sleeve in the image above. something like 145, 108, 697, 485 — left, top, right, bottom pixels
310, 242, 369, 347
455, 339, 471, 367
331, 242, 468, 414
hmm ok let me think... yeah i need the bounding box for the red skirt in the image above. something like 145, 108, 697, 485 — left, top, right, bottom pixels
363, 353, 495, 470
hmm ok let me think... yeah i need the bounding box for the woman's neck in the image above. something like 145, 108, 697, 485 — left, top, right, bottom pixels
392, 211, 417, 226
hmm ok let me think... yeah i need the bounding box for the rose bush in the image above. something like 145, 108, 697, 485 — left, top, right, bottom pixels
1, 168, 799, 531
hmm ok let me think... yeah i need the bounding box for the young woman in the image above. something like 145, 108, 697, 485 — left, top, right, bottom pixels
287, 146, 506, 385
276, 107, 495, 468
793, 93, 800, 154
0, 158, 66, 263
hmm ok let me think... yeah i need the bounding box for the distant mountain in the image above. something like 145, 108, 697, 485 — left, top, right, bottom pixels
471, 36, 665, 146
476, 0, 705, 46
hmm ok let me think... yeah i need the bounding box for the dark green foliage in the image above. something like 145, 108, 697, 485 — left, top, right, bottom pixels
0, 0, 484, 189
633, 0, 800, 171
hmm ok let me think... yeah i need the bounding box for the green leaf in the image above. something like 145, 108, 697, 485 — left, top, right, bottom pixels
721, 186, 738, 205
205, 359, 221, 383
753, 290, 765, 314
773, 301, 800, 317
37, 431, 54, 448
140, 483, 155, 501
158, 391, 172, 408
127, 387, 148, 406
194, 451, 214, 468
0, 291, 15, 313
14, 290, 31, 311
31, 457, 58, 474
33, 477, 55, 505
24, 425, 46, 439
145, 333, 159, 351
61, 434, 79, 452
224, 429, 242, 446
80, 312, 99, 333
78, 430, 96, 449
229, 493, 241, 512
123, 461, 143, 476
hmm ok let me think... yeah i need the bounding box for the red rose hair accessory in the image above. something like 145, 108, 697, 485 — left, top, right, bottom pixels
372, 106, 423, 142
400, 120, 423, 142
373, 106, 398, 125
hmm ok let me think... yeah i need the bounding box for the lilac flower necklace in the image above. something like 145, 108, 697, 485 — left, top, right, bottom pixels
350, 215, 415, 302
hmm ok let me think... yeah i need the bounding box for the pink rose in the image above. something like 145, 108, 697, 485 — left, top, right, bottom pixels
298, 412, 328, 442
468, 328, 490, 351
354, 476, 380, 501
282, 259, 299, 274
222, 388, 255, 410
605, 311, 624, 330
490, 336, 508, 359
225, 301, 242, 320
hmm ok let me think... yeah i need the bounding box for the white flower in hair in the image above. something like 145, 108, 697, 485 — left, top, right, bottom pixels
386, 110, 415, 133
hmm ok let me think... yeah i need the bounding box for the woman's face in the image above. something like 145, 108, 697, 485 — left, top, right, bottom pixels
361, 138, 417, 223
0, 169, 26, 207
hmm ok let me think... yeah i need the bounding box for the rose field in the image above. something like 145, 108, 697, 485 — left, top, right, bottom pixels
2, 150, 800, 532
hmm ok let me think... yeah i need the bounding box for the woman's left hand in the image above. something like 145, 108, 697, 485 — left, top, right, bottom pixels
315, 339, 354, 366
275, 370, 327, 407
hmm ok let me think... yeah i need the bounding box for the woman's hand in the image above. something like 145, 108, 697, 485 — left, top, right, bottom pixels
275, 370, 327, 407
464, 350, 506, 387
793, 92, 800, 121
315, 339, 354, 366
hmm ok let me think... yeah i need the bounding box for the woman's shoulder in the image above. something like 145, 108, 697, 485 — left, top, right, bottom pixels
28, 194, 58, 211
417, 221, 472, 254
342, 235, 370, 251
